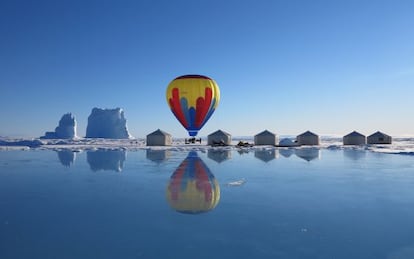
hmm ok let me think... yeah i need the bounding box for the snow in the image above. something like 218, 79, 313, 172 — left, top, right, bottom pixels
226, 179, 246, 186
278, 138, 297, 147
0, 139, 43, 148
41, 113, 77, 139
85, 108, 132, 139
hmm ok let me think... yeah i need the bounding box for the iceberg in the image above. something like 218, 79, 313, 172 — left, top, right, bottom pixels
85, 108, 132, 139
41, 113, 77, 139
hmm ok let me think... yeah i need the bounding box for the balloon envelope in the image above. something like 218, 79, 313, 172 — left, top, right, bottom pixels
166, 75, 220, 136
166, 151, 220, 214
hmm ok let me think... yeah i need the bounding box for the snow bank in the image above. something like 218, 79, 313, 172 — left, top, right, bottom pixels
0, 139, 43, 148
1, 136, 414, 157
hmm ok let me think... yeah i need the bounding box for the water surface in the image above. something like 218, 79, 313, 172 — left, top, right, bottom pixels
1, 148, 414, 259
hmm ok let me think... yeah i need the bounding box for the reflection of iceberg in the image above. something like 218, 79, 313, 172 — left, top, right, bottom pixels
87, 150, 126, 172
279, 148, 294, 158
254, 149, 278, 162
295, 148, 320, 161
343, 149, 366, 160
56, 150, 76, 167
166, 151, 220, 214
146, 149, 171, 163
207, 149, 231, 163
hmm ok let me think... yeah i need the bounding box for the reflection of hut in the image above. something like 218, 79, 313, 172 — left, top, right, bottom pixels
297, 131, 320, 146
295, 148, 320, 161
87, 150, 126, 172
343, 149, 366, 160
146, 129, 172, 146
207, 130, 231, 146
254, 149, 278, 162
166, 151, 220, 214
343, 131, 366, 145
208, 149, 231, 163
146, 149, 171, 163
254, 130, 278, 145
367, 131, 392, 144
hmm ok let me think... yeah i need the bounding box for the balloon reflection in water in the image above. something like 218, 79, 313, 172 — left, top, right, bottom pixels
166, 151, 220, 214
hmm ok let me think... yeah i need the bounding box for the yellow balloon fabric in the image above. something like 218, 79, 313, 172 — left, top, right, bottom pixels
166, 179, 220, 214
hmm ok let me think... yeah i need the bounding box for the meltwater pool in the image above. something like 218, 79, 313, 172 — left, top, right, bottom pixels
0, 148, 414, 259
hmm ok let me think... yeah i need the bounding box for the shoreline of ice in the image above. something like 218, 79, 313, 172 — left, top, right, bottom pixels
1, 137, 414, 156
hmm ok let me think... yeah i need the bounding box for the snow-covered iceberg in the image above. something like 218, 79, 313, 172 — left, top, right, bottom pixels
41, 113, 77, 139
85, 108, 132, 139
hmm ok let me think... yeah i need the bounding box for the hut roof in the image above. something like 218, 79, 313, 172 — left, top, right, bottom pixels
209, 130, 231, 136
298, 131, 318, 137
368, 131, 390, 138
344, 131, 365, 137
147, 129, 171, 136
255, 130, 276, 137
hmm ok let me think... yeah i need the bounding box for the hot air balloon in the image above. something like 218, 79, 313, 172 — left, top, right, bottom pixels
166, 75, 220, 137
166, 151, 220, 214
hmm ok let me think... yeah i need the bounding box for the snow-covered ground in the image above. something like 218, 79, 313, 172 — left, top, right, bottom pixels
1, 136, 414, 155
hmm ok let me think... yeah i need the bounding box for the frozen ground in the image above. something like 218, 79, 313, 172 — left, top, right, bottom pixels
1, 136, 413, 155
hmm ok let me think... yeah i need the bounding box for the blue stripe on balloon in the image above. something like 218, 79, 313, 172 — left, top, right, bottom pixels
180, 98, 191, 128
188, 107, 196, 129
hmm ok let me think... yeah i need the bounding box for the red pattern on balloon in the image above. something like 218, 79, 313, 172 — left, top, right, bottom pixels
195, 88, 213, 128
168, 88, 188, 128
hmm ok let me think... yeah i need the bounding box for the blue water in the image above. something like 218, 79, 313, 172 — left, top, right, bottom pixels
1, 148, 414, 259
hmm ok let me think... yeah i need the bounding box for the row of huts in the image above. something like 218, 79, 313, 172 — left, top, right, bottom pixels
146, 129, 393, 146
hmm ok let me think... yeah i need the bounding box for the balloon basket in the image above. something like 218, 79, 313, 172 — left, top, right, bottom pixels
185, 137, 202, 144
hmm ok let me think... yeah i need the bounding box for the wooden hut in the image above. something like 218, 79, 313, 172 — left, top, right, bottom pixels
254, 130, 278, 145
146, 129, 172, 146
367, 131, 392, 144
207, 130, 231, 146
296, 131, 320, 146
343, 131, 366, 145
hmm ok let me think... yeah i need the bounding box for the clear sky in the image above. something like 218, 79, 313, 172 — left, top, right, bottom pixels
1, 0, 413, 138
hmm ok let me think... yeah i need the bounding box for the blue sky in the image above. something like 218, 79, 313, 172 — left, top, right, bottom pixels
1, 0, 413, 138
